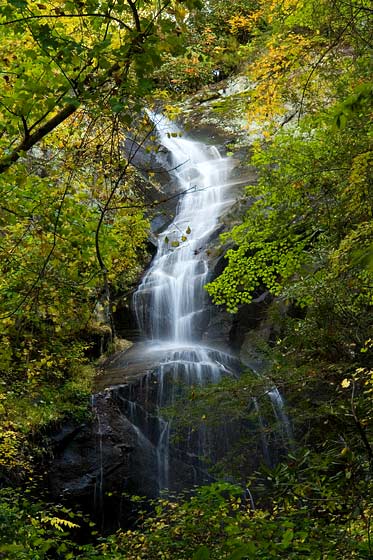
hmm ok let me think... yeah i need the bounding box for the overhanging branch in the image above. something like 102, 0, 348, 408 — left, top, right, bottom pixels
0, 20, 150, 174
0, 103, 77, 174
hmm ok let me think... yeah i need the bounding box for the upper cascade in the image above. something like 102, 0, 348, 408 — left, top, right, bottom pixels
134, 112, 235, 345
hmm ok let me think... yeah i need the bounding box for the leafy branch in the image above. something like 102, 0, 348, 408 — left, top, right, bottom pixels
0, 1, 170, 174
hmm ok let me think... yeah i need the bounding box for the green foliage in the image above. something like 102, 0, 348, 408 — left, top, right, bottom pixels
205, 81, 372, 508
82, 477, 373, 559
0, 361, 94, 477
0, 487, 82, 559
207, 104, 372, 351
202, 8, 373, 559
205, 0, 372, 317
1, 472, 371, 559
334, 83, 373, 129
0, 0, 191, 479
0, 140, 150, 475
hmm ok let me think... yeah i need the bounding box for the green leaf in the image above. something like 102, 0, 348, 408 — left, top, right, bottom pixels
192, 546, 210, 560
281, 529, 294, 548
111, 103, 124, 114
9, 0, 28, 7
62, 96, 80, 108
227, 543, 256, 559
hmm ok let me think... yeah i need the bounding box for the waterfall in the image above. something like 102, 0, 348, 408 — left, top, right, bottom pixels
267, 387, 294, 449
107, 112, 293, 493
130, 113, 240, 490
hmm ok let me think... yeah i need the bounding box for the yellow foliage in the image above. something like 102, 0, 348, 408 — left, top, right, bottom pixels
228, 10, 263, 35
244, 31, 321, 128
0, 426, 31, 473
41, 516, 80, 531
266, 0, 301, 22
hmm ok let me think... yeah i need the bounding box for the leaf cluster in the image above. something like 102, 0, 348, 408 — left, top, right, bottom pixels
2, 477, 371, 559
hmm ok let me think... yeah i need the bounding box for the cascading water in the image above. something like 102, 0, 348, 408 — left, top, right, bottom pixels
131, 113, 240, 489
49, 116, 295, 534
134, 113, 236, 344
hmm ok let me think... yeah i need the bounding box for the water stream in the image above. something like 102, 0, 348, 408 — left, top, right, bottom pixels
134, 112, 236, 344
131, 113, 240, 489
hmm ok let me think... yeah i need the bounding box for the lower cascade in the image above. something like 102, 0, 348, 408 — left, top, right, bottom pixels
98, 113, 292, 496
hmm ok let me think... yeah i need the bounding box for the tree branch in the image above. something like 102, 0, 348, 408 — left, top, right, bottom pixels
20, 115, 30, 140
0, 103, 77, 174
0, 13, 132, 31
127, 0, 141, 33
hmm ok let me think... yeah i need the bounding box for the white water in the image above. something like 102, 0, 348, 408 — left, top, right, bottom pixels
134, 112, 239, 402
267, 387, 294, 448
134, 112, 235, 344
132, 113, 239, 488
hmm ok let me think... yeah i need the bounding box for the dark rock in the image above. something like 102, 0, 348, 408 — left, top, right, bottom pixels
48, 393, 138, 531
122, 137, 171, 186
112, 300, 141, 342
202, 306, 234, 349
230, 296, 271, 351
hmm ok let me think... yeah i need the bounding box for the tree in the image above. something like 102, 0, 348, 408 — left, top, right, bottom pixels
0, 0, 203, 172
0, 0, 204, 480
204, 1, 372, 542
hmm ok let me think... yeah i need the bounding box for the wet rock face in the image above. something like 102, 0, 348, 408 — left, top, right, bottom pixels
48, 393, 139, 530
